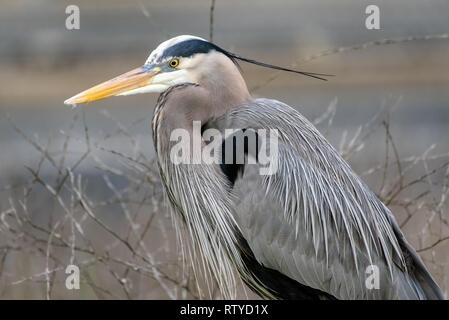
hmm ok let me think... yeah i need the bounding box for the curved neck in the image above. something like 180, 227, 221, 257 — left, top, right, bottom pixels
153, 52, 251, 135
192, 51, 251, 117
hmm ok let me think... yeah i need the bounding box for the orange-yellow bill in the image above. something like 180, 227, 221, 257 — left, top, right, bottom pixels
64, 66, 160, 105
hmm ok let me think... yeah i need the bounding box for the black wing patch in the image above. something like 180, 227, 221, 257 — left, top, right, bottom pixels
218, 128, 259, 187
236, 230, 336, 300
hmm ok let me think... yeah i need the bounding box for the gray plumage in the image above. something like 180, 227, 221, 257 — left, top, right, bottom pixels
153, 85, 443, 299
215, 100, 442, 299
65, 35, 444, 300
149, 39, 443, 300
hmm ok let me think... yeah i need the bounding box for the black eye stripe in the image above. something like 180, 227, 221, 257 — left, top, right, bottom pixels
162, 39, 226, 59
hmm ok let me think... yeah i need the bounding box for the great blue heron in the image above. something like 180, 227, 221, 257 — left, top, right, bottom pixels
65, 35, 444, 300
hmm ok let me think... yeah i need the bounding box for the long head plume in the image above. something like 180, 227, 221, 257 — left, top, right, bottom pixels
197, 39, 333, 81
226, 52, 334, 81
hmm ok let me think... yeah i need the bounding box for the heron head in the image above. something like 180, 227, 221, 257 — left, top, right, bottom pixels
64, 35, 331, 105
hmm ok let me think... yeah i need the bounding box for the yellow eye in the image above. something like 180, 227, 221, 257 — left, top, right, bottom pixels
169, 59, 179, 68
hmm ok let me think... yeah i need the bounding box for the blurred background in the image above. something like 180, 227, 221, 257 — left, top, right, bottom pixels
0, 0, 448, 299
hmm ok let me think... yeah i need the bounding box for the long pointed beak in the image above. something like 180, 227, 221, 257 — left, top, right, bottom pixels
64, 65, 160, 105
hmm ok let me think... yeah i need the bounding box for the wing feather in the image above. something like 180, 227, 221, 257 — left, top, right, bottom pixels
212, 98, 443, 299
